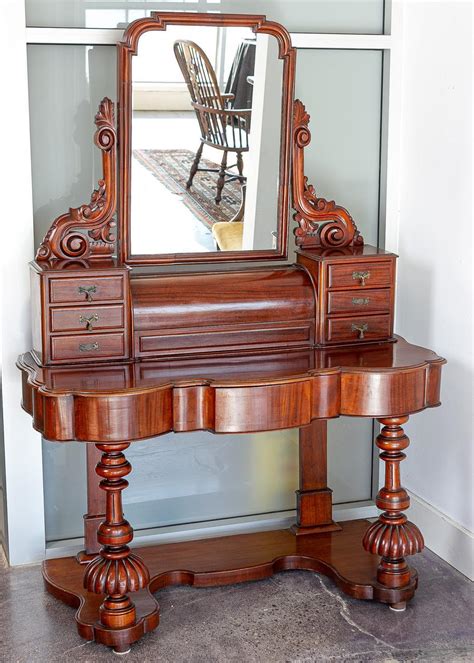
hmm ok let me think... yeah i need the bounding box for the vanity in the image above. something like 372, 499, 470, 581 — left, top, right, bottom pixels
18, 12, 445, 654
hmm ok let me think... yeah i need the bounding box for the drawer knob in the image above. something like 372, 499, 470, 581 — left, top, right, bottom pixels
79, 342, 99, 352
78, 285, 97, 302
79, 314, 99, 331
351, 323, 369, 339
352, 270, 370, 286
352, 297, 370, 306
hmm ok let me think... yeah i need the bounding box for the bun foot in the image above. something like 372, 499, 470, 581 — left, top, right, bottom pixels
389, 601, 407, 612
113, 645, 132, 655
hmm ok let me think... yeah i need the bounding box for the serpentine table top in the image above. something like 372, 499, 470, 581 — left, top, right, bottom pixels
18, 335, 445, 443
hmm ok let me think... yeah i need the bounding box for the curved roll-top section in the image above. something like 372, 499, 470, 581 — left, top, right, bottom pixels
131, 267, 316, 357
132, 266, 314, 328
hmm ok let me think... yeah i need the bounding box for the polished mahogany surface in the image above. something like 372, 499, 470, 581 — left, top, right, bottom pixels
19, 336, 444, 442
131, 265, 316, 358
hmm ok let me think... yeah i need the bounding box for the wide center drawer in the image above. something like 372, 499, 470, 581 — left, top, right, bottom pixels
51, 333, 125, 361
49, 276, 124, 304
50, 305, 124, 333
327, 288, 391, 315
328, 261, 392, 289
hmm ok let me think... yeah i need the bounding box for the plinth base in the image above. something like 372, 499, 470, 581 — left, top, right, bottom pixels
43, 520, 418, 651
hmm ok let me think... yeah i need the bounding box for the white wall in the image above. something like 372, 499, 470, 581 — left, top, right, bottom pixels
390, 0, 473, 578
0, 0, 46, 565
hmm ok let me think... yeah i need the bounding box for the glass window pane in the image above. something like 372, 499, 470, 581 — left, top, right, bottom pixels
295, 49, 383, 245
27, 45, 116, 248
42, 421, 373, 542
26, 0, 384, 34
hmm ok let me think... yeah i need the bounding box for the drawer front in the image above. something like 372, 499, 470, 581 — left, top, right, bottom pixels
50, 305, 124, 333
51, 333, 125, 361
326, 315, 391, 343
328, 261, 392, 289
49, 276, 124, 304
137, 322, 313, 356
327, 288, 391, 315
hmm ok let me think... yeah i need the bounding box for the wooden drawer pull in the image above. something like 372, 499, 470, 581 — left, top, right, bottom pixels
79, 342, 99, 352
352, 271, 370, 286
352, 297, 370, 306
351, 323, 369, 339
78, 285, 97, 301
79, 314, 99, 331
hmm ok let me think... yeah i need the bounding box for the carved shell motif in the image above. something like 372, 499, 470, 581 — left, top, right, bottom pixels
36, 98, 117, 262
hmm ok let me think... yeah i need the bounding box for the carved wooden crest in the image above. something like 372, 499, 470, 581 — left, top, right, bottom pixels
36, 98, 117, 261
292, 99, 363, 249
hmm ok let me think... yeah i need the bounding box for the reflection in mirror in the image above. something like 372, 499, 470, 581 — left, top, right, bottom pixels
130, 25, 283, 255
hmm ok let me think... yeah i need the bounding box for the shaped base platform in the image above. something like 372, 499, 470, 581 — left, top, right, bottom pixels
43, 520, 418, 651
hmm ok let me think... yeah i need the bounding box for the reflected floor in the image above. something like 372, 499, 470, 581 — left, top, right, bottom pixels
131, 111, 239, 255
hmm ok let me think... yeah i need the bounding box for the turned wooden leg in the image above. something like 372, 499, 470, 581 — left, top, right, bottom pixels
187, 142, 204, 189
215, 150, 228, 203
236, 151, 244, 182
83, 443, 150, 651
363, 417, 424, 610
291, 420, 341, 535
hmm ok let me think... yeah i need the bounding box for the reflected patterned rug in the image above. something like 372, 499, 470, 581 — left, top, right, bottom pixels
133, 149, 241, 228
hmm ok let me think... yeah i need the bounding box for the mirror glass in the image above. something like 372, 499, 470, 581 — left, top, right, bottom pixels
130, 25, 284, 256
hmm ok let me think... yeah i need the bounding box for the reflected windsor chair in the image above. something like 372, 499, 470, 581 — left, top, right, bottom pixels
174, 39, 251, 204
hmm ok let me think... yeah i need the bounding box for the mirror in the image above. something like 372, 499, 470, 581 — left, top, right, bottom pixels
119, 14, 294, 264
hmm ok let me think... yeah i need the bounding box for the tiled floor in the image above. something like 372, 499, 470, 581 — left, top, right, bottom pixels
0, 547, 472, 662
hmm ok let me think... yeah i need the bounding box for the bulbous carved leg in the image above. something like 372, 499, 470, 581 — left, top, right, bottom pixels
363, 417, 424, 610
83, 443, 150, 651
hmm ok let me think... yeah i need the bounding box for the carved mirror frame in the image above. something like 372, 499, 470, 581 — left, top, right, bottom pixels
35, 12, 361, 265
117, 12, 295, 265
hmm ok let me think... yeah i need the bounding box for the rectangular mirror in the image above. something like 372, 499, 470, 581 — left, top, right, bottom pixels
118, 13, 295, 265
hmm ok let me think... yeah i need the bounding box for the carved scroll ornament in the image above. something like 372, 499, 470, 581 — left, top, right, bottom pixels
36, 98, 117, 261
292, 99, 363, 249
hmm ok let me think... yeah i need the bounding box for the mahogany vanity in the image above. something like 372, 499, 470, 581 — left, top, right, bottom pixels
18, 13, 445, 654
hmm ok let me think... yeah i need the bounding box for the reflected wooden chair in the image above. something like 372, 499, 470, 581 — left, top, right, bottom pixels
174, 39, 251, 204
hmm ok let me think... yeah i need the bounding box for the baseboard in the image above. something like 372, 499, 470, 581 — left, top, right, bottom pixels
0, 486, 7, 559
407, 490, 474, 580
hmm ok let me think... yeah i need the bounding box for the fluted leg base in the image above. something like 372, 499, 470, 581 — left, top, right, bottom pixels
363, 417, 424, 609
81, 443, 157, 650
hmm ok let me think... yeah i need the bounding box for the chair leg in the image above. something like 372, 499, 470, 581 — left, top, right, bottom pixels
216, 150, 228, 204
187, 142, 204, 189
236, 152, 244, 181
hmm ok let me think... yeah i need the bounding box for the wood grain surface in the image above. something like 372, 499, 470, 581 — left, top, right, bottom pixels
18, 336, 445, 442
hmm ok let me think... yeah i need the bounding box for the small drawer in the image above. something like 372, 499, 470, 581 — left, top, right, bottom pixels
328, 262, 392, 289
326, 315, 391, 343
51, 333, 125, 361
327, 288, 391, 315
50, 305, 124, 333
49, 276, 124, 304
